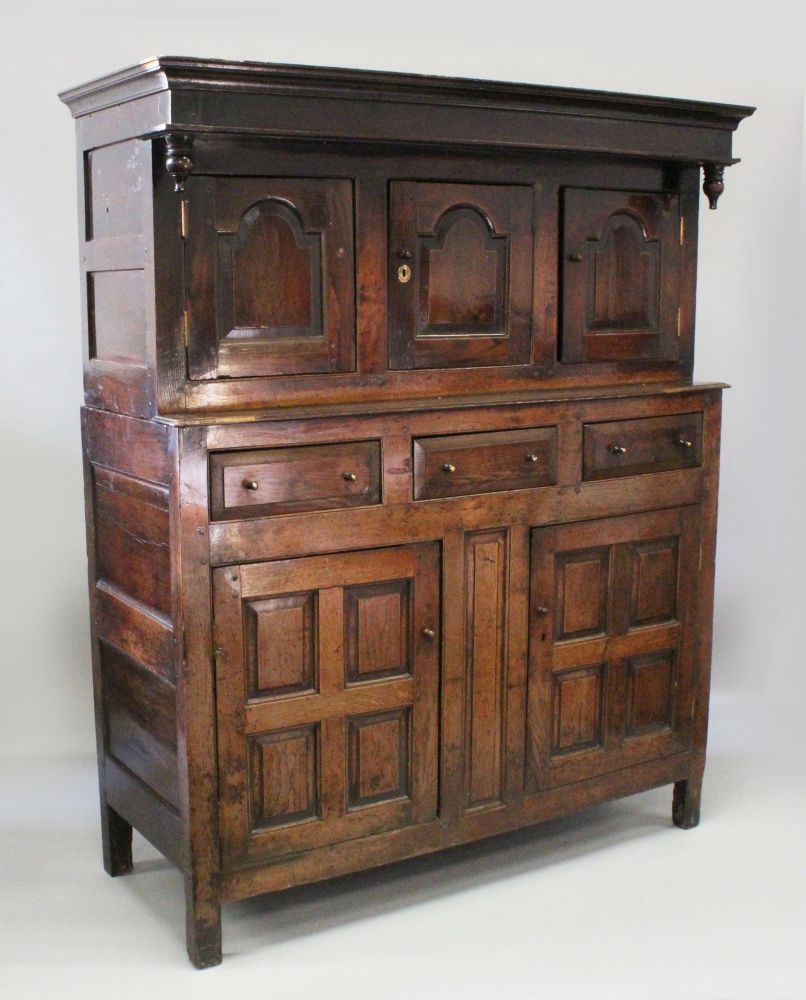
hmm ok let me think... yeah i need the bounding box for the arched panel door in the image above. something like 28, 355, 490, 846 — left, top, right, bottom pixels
561, 189, 681, 364
388, 182, 535, 369
184, 177, 355, 379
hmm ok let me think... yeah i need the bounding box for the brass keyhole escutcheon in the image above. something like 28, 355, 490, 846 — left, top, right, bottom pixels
397, 263, 412, 284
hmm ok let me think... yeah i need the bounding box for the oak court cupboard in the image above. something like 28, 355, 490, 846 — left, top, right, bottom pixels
59, 57, 753, 967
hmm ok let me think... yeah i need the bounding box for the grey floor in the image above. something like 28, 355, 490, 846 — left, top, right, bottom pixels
2, 700, 804, 999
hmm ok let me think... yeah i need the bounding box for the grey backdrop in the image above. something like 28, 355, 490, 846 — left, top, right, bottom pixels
2, 2, 803, 765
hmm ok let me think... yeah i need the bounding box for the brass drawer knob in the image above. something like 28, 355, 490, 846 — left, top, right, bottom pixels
342, 471, 357, 481
525, 452, 540, 463
676, 438, 694, 448
441, 462, 457, 473
421, 626, 436, 640
609, 444, 628, 455
242, 479, 259, 491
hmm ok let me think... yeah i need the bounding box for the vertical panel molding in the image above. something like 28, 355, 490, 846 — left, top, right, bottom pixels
463, 529, 508, 810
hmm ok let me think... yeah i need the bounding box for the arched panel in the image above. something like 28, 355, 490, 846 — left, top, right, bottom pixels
561, 188, 680, 365
184, 176, 355, 379
225, 200, 322, 337
419, 207, 506, 334
388, 181, 534, 370
588, 212, 659, 332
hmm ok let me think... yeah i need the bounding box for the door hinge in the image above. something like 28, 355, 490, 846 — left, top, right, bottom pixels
180, 199, 189, 239
677, 307, 682, 337
679, 216, 685, 247
182, 308, 189, 347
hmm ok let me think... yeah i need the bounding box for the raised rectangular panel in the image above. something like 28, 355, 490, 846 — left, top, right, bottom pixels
93, 467, 171, 618
244, 592, 317, 699
464, 529, 507, 809
629, 537, 679, 628
626, 649, 676, 735
551, 664, 605, 756
555, 546, 610, 641
248, 725, 319, 830
344, 580, 412, 683
85, 140, 146, 241
87, 269, 147, 364
347, 708, 410, 808
101, 642, 178, 808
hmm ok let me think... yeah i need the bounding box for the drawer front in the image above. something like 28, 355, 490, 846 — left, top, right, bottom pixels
582, 413, 703, 481
413, 427, 558, 500
210, 441, 381, 519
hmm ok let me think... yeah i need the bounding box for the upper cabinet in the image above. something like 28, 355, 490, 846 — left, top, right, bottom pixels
388, 182, 534, 370
184, 177, 355, 379
560, 189, 681, 364
61, 58, 753, 415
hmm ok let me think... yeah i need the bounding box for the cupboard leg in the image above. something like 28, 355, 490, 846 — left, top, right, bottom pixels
672, 776, 702, 829
185, 874, 222, 969
101, 802, 133, 876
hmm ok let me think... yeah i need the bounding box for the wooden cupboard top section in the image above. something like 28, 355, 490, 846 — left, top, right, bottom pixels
59, 56, 753, 162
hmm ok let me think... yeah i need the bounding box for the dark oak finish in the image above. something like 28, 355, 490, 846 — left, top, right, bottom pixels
388, 182, 534, 369
582, 412, 703, 480
186, 177, 355, 379
209, 440, 381, 519
413, 427, 557, 500
62, 58, 750, 967
561, 188, 681, 363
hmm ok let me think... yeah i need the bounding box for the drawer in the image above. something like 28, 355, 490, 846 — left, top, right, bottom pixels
413, 427, 558, 500
210, 441, 381, 519
582, 413, 703, 481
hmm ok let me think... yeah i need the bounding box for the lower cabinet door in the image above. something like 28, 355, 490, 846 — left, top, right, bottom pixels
214, 543, 440, 865
525, 507, 700, 792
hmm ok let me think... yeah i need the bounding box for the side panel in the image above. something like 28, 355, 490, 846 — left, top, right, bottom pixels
82, 408, 183, 866
75, 120, 159, 417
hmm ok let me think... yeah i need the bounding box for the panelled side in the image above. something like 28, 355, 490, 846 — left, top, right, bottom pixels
74, 105, 160, 417
82, 407, 183, 869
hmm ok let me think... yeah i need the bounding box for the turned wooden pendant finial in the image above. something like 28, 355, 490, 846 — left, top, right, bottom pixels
703, 163, 725, 210
165, 133, 194, 192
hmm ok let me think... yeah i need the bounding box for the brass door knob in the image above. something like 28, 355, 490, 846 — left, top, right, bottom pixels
676, 438, 694, 448
525, 453, 539, 463
609, 444, 628, 455
397, 249, 413, 259
422, 627, 436, 640
441, 463, 457, 473
342, 471, 357, 481
536, 606, 549, 616
568, 252, 583, 263
242, 479, 259, 491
